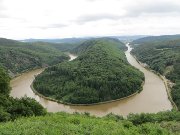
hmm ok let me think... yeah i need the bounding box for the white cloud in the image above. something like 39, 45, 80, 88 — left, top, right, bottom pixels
0, 0, 180, 39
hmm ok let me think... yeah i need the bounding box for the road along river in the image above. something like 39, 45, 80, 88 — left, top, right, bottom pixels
10, 45, 172, 117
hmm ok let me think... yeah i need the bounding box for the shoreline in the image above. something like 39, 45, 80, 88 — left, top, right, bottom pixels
29, 49, 145, 106
10, 53, 72, 80
31, 81, 144, 106
131, 53, 178, 110
10, 66, 44, 79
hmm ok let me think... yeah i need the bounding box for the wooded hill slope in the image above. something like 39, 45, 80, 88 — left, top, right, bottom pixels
71, 38, 127, 55
33, 38, 144, 104
132, 35, 180, 110
0, 38, 69, 77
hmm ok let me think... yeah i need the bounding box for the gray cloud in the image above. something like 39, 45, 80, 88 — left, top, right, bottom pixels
76, 14, 121, 24
37, 23, 68, 29
125, 1, 180, 17
75, 1, 180, 25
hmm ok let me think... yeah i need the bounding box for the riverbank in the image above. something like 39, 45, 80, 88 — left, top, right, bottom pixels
30, 80, 144, 106
10, 66, 44, 79
30, 46, 145, 106
10, 53, 73, 79
131, 53, 178, 110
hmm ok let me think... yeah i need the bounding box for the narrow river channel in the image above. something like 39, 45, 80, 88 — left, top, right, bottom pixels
10, 44, 172, 116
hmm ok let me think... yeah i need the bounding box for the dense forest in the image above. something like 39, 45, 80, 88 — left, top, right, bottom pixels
71, 38, 128, 55
0, 38, 69, 77
131, 35, 180, 110
0, 111, 180, 134
0, 67, 46, 122
33, 38, 144, 104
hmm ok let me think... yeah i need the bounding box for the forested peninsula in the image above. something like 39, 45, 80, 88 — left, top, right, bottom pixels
33, 38, 144, 104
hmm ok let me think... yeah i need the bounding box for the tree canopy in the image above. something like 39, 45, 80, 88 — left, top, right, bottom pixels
0, 38, 69, 76
34, 38, 144, 104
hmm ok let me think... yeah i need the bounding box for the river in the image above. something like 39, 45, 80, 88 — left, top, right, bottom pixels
10, 44, 172, 116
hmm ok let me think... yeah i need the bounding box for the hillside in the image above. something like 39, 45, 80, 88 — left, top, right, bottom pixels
131, 35, 180, 110
33, 38, 144, 104
0, 38, 69, 76
0, 67, 46, 122
71, 37, 127, 55
0, 111, 180, 134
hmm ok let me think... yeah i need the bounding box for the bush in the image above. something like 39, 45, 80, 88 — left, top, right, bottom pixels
7, 97, 46, 120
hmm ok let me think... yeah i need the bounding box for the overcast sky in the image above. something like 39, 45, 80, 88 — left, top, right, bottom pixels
0, 0, 180, 39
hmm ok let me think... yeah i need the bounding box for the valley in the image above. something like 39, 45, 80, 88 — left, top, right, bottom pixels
10, 41, 172, 116
0, 36, 179, 134
1, 0, 180, 134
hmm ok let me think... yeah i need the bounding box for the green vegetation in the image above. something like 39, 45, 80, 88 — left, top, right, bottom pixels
0, 111, 179, 134
71, 38, 127, 55
0, 67, 46, 122
1, 36, 180, 134
132, 35, 180, 110
0, 38, 69, 76
33, 38, 144, 104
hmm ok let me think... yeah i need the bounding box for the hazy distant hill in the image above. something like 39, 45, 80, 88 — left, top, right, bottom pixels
108, 35, 148, 42
21, 38, 90, 44
132, 34, 180, 45
21, 36, 147, 43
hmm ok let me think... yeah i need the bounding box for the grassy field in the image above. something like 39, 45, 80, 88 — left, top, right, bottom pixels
0, 112, 180, 135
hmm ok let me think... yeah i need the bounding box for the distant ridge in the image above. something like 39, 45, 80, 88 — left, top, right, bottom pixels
21, 35, 148, 43
132, 34, 180, 44
21, 38, 91, 43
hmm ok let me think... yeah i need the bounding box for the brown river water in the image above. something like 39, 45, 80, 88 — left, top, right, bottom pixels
10, 44, 172, 117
